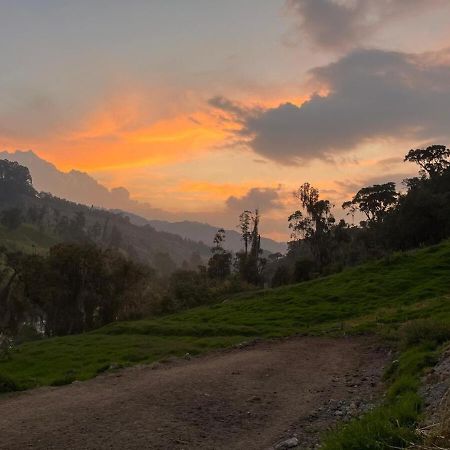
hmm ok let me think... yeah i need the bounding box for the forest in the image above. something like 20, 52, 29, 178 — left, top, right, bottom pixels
0, 144, 449, 342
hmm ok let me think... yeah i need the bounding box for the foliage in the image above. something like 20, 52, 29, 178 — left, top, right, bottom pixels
1, 239, 449, 390
236, 209, 265, 285
1, 243, 160, 337
207, 229, 232, 280
1, 208, 23, 231
342, 182, 398, 223
0, 372, 18, 393
0, 160, 36, 198
404, 145, 450, 178
277, 145, 450, 287
322, 317, 450, 450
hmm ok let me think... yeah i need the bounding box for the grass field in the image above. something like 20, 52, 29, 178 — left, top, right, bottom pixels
0, 223, 59, 254
1, 240, 450, 390
1, 240, 450, 448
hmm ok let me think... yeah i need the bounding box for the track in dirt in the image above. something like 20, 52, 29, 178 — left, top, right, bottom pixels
0, 336, 389, 450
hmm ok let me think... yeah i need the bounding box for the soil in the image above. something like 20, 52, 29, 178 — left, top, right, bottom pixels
0, 336, 390, 450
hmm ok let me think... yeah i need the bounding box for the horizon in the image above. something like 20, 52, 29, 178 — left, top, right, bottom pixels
1, 1, 450, 240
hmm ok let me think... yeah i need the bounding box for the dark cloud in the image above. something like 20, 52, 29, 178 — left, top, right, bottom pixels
219, 47, 450, 165
208, 96, 249, 117
334, 172, 416, 199
285, 0, 444, 51
226, 186, 283, 212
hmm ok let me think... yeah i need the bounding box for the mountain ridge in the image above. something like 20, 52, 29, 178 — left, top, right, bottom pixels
0, 150, 286, 254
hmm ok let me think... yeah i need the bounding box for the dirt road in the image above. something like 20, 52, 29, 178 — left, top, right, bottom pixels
0, 337, 389, 449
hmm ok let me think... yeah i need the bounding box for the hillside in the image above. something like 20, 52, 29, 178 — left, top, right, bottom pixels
2, 239, 449, 388
1, 240, 450, 449
0, 160, 212, 270
0, 150, 285, 254
138, 217, 286, 254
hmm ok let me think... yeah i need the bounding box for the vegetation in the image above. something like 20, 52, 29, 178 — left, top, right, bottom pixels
269, 144, 450, 286
322, 320, 450, 450
0, 239, 448, 393
1, 146, 450, 448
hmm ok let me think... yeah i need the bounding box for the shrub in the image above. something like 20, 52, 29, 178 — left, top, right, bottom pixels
400, 319, 450, 348
0, 373, 18, 393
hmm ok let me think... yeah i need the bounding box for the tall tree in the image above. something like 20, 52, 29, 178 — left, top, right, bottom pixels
238, 211, 252, 256
404, 145, 450, 178
342, 182, 398, 224
236, 210, 265, 285
289, 183, 335, 268
208, 229, 232, 280
0, 160, 36, 198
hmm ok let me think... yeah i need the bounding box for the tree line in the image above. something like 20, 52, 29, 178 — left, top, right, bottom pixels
0, 145, 449, 342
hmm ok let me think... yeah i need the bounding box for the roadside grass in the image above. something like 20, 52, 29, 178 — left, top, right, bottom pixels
0, 240, 449, 400
322, 320, 450, 449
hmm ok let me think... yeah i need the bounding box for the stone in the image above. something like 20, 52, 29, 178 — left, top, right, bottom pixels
274, 437, 299, 449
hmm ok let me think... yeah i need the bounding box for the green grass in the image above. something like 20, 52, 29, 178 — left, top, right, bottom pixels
1, 240, 450, 395
2, 241, 450, 448
0, 223, 59, 254
322, 338, 442, 449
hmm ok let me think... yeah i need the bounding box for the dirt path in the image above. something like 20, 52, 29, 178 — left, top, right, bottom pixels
0, 337, 389, 450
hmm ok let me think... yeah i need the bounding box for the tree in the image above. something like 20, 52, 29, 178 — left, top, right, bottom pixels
153, 252, 177, 277
271, 265, 290, 287
0, 160, 36, 198
342, 182, 398, 223
189, 252, 203, 271
236, 210, 265, 285
1, 208, 23, 230
404, 145, 450, 178
109, 225, 122, 248
207, 229, 232, 280
238, 211, 252, 256
289, 183, 335, 268
290, 183, 334, 237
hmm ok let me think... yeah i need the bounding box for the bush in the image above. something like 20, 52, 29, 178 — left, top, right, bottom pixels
400, 319, 450, 348
293, 258, 315, 282
0, 373, 18, 393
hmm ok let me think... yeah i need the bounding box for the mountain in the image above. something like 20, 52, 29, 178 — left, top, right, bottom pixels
0, 150, 286, 254
0, 150, 153, 212
0, 158, 211, 272
122, 214, 286, 254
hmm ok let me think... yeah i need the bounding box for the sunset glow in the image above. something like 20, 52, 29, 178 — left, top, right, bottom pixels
1, 1, 450, 239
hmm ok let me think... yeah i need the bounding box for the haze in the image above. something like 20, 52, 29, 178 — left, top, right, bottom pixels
1, 0, 450, 239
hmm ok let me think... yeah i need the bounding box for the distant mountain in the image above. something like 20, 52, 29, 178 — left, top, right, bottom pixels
0, 158, 211, 272
0, 150, 162, 214
0, 150, 286, 254
122, 214, 286, 254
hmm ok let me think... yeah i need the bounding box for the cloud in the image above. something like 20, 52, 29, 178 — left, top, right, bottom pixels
216, 47, 450, 165
226, 186, 283, 212
285, 0, 444, 51
334, 171, 417, 200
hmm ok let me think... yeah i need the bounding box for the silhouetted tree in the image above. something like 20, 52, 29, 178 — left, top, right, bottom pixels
0, 160, 35, 198
404, 145, 450, 178
289, 183, 335, 267
342, 182, 398, 224
238, 211, 252, 256
236, 210, 265, 285
207, 229, 232, 280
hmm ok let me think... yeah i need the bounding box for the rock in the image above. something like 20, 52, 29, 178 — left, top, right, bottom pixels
274, 437, 299, 449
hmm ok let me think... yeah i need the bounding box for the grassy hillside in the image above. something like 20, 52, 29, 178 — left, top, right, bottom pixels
1, 240, 450, 390
0, 223, 60, 254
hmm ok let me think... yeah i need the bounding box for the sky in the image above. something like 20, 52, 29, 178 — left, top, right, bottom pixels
1, 0, 450, 240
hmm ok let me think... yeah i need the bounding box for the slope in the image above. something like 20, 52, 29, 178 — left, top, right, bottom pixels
1, 239, 449, 389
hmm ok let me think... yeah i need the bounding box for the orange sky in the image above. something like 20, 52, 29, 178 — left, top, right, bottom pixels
1, 1, 450, 239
